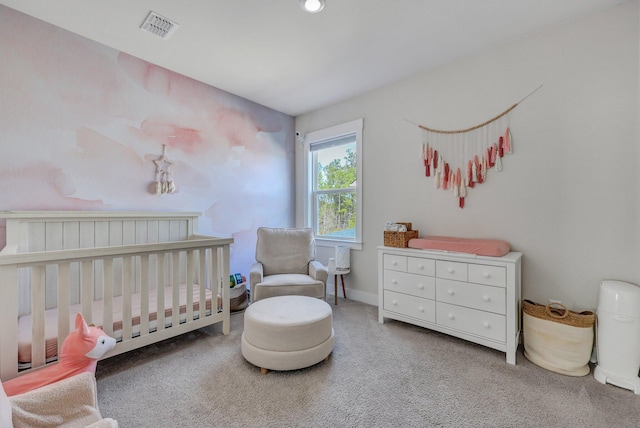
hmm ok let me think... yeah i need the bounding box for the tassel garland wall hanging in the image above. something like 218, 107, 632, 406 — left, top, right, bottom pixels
414, 86, 541, 208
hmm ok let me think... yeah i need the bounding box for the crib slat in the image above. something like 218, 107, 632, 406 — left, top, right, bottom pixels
135, 220, 148, 244
148, 221, 159, 244
123, 221, 135, 245
102, 258, 114, 337
170, 220, 180, 242
186, 250, 194, 322
81, 260, 93, 321
31, 265, 46, 369
158, 220, 170, 243
140, 254, 150, 336
95, 221, 109, 247
63, 221, 80, 250
109, 221, 123, 247
172, 251, 180, 328
219, 246, 230, 335
0, 265, 19, 381
156, 253, 166, 332
122, 256, 133, 340
79, 221, 96, 249
199, 248, 206, 320
57, 262, 71, 358
211, 247, 220, 311
45, 222, 63, 251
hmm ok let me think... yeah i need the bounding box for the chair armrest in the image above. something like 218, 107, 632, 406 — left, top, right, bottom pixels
250, 262, 264, 300
309, 260, 328, 284
10, 372, 105, 427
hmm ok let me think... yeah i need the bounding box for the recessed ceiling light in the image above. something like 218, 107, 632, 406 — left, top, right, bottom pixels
300, 0, 325, 14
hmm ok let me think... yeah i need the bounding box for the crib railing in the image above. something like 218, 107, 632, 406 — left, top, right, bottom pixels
0, 236, 232, 381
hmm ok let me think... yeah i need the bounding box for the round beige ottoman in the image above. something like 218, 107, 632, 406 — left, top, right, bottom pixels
241, 295, 334, 374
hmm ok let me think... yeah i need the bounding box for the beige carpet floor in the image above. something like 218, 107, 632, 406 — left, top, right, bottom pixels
96, 297, 640, 427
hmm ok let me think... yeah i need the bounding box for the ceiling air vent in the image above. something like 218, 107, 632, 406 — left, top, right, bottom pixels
140, 11, 179, 40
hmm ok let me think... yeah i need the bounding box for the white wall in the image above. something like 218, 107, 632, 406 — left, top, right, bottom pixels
296, 1, 639, 310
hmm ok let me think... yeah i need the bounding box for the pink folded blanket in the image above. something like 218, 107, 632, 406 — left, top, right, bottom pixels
408, 236, 510, 257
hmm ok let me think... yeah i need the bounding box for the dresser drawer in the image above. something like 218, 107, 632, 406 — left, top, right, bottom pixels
384, 290, 435, 323
436, 278, 506, 314
468, 264, 506, 288
436, 260, 468, 281
407, 257, 435, 276
384, 270, 435, 299
383, 254, 407, 272
436, 302, 505, 342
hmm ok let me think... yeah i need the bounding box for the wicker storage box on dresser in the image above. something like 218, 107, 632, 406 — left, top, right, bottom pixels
378, 246, 522, 364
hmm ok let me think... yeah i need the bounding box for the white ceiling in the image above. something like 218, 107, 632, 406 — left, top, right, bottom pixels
0, 0, 626, 116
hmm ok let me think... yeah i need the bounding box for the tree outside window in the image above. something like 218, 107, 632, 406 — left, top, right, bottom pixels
314, 144, 356, 239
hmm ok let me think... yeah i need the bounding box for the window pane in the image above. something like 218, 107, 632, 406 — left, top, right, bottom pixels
315, 142, 356, 190
315, 191, 356, 239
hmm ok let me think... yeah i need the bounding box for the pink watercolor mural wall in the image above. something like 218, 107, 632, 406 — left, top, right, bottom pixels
0, 6, 295, 275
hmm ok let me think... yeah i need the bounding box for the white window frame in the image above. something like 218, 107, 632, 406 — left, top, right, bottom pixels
302, 119, 363, 250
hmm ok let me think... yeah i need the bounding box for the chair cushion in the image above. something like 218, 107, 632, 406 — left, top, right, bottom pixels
254, 274, 325, 301
256, 228, 315, 276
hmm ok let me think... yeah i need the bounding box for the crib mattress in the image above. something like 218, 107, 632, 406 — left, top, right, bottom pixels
18, 284, 220, 366
407, 236, 511, 257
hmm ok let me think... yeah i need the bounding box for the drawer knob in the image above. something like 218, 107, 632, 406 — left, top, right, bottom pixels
483, 295, 490, 302
392, 279, 398, 284
418, 283, 424, 290
483, 272, 491, 278
448, 313, 455, 320
392, 300, 398, 305
418, 306, 424, 312
418, 264, 424, 270
392, 261, 397, 265
447, 289, 454, 295
447, 268, 454, 274
483, 321, 491, 328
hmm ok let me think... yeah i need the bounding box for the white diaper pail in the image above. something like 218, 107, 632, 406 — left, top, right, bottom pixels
594, 280, 640, 394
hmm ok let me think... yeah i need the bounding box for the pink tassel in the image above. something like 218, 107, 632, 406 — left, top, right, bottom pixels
498, 136, 504, 157
442, 163, 450, 190
482, 156, 488, 181
453, 168, 461, 197
504, 128, 512, 153
475, 156, 483, 184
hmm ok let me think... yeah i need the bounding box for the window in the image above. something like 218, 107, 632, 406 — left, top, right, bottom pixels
302, 119, 362, 248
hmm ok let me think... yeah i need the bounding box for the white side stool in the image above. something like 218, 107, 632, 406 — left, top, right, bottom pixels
328, 257, 348, 305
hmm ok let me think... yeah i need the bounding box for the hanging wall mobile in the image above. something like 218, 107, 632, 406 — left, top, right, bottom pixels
411, 85, 541, 208
153, 144, 176, 195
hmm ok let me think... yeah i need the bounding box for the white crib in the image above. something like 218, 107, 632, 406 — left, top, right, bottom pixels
0, 211, 232, 381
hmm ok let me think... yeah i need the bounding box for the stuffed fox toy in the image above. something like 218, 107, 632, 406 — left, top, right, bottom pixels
3, 313, 116, 397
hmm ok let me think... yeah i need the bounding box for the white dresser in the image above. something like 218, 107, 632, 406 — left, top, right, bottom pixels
378, 246, 522, 364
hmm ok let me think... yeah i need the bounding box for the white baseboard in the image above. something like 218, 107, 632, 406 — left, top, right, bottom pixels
327, 287, 378, 306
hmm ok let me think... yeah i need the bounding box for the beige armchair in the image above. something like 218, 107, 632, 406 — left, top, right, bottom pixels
250, 227, 328, 302
1, 372, 117, 428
